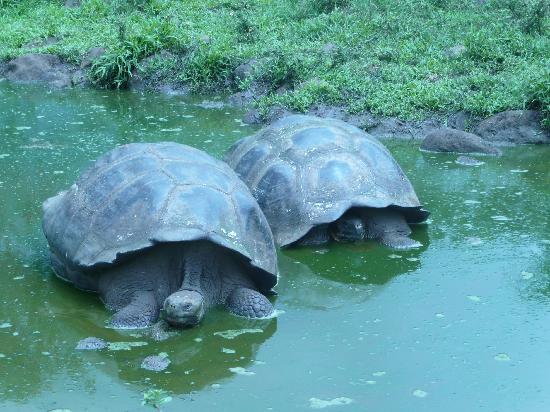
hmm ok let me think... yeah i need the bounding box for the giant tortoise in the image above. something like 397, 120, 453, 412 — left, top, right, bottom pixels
43, 142, 278, 329
225, 115, 429, 249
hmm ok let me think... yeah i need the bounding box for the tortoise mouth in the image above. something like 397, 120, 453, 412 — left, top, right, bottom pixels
163, 290, 205, 328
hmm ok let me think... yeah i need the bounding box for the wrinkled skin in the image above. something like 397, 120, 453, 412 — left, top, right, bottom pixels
298, 208, 422, 250
77, 241, 273, 329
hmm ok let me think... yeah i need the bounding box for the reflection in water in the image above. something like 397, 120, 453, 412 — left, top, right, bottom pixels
276, 231, 428, 311
112, 317, 277, 395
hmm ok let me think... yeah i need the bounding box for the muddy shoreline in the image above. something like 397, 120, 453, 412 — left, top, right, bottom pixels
1, 52, 548, 147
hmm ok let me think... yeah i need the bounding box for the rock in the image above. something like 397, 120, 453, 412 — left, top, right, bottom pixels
80, 47, 105, 69
3, 54, 81, 88
444, 45, 467, 59
141, 353, 171, 372
228, 80, 269, 107
421, 128, 501, 155
366, 117, 442, 140
233, 59, 260, 84
127, 51, 188, 94
229, 90, 255, 107
242, 108, 262, 124
264, 105, 295, 124
75, 337, 107, 350
307, 104, 348, 121
447, 111, 476, 131
474, 110, 549, 145
455, 156, 485, 166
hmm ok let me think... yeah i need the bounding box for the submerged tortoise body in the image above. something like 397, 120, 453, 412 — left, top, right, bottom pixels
43, 142, 278, 328
225, 115, 429, 248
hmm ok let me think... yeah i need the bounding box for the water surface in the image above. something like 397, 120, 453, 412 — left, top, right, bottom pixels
0, 82, 549, 411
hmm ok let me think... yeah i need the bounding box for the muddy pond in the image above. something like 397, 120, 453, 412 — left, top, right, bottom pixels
0, 82, 549, 412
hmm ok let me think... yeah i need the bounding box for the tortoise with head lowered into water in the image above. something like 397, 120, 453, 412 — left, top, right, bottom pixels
225, 115, 429, 249
43, 142, 278, 329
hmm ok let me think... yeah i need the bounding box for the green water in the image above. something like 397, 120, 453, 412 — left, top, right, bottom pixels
0, 81, 549, 412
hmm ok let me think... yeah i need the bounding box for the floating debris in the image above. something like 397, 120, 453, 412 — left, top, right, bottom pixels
48, 409, 72, 412
466, 237, 483, 246
107, 341, 148, 351
491, 215, 510, 221
0, 354, 5, 358
521, 271, 534, 280
467, 295, 481, 302
229, 367, 255, 376
464, 199, 481, 205
75, 337, 108, 350
388, 254, 402, 259
372, 371, 386, 377
141, 353, 170, 372
413, 389, 428, 398
435, 313, 445, 318
160, 128, 182, 132
309, 397, 353, 409
15, 126, 31, 130
510, 169, 528, 173
222, 347, 236, 354
214, 328, 263, 340
494, 353, 511, 362
0, 322, 12, 329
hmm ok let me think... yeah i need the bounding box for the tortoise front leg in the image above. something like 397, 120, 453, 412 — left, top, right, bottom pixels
109, 290, 159, 329
225, 287, 274, 318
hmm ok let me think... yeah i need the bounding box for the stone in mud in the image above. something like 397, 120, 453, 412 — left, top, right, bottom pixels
233, 59, 261, 84
141, 353, 170, 372
421, 128, 501, 155
2, 54, 82, 88
474, 110, 549, 145
366, 116, 442, 140
75, 337, 108, 350
80, 47, 105, 69
447, 111, 476, 131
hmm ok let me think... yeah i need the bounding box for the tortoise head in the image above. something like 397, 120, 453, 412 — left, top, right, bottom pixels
331, 214, 366, 242
163, 289, 205, 328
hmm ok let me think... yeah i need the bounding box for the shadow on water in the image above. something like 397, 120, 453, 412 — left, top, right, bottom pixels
276, 226, 429, 311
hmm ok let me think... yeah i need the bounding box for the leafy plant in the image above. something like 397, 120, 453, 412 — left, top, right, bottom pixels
142, 389, 172, 410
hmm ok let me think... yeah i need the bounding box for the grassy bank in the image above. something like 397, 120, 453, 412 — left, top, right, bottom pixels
0, 0, 549, 125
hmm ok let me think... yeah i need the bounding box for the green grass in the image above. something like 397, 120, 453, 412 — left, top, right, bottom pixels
0, 0, 548, 125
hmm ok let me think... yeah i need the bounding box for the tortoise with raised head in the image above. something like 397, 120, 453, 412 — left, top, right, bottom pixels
225, 115, 429, 249
43, 142, 278, 329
